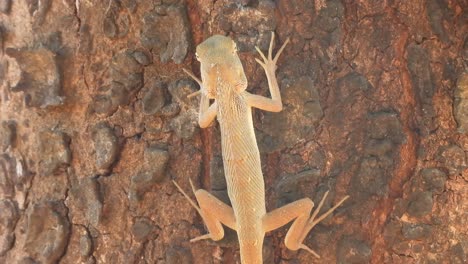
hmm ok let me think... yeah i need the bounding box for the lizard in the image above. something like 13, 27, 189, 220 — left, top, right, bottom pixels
173, 32, 349, 263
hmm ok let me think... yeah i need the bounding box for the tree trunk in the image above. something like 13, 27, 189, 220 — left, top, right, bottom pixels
0, 0, 466, 263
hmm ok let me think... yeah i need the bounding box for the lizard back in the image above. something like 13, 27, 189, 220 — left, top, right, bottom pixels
217, 86, 266, 263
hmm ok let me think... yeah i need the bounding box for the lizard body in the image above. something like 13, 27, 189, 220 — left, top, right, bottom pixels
174, 33, 349, 263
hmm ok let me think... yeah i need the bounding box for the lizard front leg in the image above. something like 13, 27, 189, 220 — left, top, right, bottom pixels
173, 180, 236, 242
198, 92, 217, 128
183, 68, 217, 127
262, 192, 349, 258
245, 32, 289, 112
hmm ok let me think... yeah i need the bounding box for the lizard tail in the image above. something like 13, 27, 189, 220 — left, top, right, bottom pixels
239, 237, 264, 264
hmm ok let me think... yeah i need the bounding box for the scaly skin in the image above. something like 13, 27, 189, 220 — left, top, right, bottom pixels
174, 33, 349, 264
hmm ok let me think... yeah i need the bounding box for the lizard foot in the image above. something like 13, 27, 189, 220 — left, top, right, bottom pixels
182, 68, 203, 98
298, 192, 348, 258
255, 32, 290, 71
172, 179, 202, 214
307, 191, 349, 228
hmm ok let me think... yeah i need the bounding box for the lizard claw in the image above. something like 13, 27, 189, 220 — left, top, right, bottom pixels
299, 244, 321, 259
268, 31, 275, 60
273, 37, 290, 64
187, 90, 201, 98
255, 46, 267, 62
190, 233, 212, 243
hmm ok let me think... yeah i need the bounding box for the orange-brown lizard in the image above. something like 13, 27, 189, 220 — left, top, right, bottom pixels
174, 32, 349, 263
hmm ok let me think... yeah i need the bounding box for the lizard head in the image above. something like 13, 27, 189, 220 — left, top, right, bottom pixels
196, 35, 248, 99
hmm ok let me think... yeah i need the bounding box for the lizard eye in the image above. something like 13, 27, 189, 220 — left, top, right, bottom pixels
195, 53, 200, 61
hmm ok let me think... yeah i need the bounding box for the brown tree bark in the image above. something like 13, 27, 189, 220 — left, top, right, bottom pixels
0, 0, 466, 263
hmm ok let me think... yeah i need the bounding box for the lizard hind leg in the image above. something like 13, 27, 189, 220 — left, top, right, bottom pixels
172, 180, 237, 242
262, 192, 349, 258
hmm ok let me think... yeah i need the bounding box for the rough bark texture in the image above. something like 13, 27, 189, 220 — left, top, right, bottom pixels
0, 0, 467, 263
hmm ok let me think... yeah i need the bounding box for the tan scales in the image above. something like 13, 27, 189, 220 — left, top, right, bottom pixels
173, 33, 349, 264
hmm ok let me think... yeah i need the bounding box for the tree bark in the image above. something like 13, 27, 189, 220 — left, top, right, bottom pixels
0, 0, 466, 263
